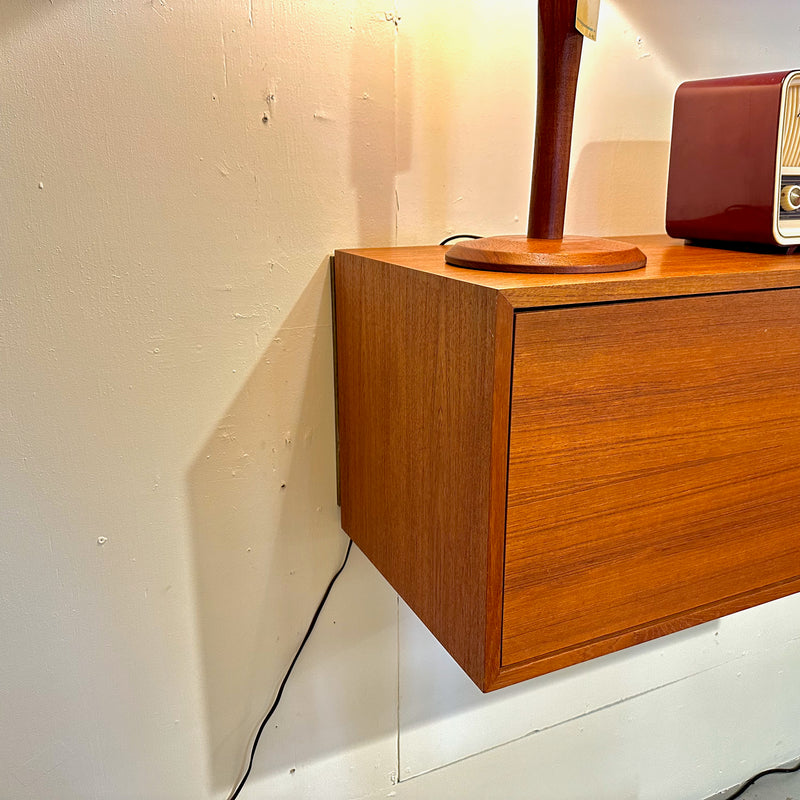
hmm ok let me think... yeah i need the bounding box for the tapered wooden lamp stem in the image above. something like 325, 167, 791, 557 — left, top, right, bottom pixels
528, 0, 583, 240
446, 0, 646, 274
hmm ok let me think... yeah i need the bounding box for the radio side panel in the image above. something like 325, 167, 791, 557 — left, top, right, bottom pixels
666, 71, 787, 246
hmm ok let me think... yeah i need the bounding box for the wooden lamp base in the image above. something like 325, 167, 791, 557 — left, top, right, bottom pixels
445, 2, 648, 276
445, 235, 647, 274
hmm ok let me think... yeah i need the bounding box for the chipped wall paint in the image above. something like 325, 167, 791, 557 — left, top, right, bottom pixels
2, 2, 800, 799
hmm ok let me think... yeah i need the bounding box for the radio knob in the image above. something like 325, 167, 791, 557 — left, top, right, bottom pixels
780, 184, 800, 212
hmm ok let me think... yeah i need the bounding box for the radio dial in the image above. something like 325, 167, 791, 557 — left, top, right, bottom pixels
780, 183, 800, 212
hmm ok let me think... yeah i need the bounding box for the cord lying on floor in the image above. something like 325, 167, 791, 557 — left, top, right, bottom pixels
725, 755, 800, 800
227, 538, 354, 800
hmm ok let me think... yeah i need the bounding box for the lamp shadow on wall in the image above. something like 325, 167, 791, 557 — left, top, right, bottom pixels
186, 260, 395, 794
567, 140, 671, 236
348, 0, 413, 248
0, 0, 68, 41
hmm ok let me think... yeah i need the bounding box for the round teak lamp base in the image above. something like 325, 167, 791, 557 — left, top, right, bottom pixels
445, 235, 647, 274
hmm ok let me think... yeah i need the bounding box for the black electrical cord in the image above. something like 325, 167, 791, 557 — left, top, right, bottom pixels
227, 533, 800, 800
227, 538, 354, 800
725, 755, 800, 799
439, 234, 482, 246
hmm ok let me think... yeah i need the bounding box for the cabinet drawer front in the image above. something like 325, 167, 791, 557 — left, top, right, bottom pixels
503, 289, 800, 668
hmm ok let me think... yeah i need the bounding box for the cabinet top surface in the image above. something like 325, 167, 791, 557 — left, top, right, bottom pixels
336, 235, 800, 308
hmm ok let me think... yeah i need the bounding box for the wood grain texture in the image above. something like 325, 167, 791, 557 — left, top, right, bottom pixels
483, 295, 515, 686
502, 290, 800, 667
445, 234, 646, 273
489, 575, 800, 690
334, 250, 510, 688
334, 239, 800, 691
339, 237, 800, 309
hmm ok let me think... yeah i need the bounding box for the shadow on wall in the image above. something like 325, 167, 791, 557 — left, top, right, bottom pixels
349, 0, 413, 248
567, 140, 671, 236
186, 6, 420, 792
186, 260, 393, 793
0, 0, 68, 40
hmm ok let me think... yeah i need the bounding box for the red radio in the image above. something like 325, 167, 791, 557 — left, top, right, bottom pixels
666, 70, 800, 250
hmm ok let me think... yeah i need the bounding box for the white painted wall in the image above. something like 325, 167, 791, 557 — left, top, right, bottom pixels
2, 1, 799, 799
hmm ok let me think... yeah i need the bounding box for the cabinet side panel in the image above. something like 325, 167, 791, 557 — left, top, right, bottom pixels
503, 289, 800, 668
335, 252, 500, 685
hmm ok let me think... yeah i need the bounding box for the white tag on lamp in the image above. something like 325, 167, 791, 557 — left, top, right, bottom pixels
576, 0, 600, 40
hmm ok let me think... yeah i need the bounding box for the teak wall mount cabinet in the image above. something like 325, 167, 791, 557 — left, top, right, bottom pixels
333, 236, 800, 691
